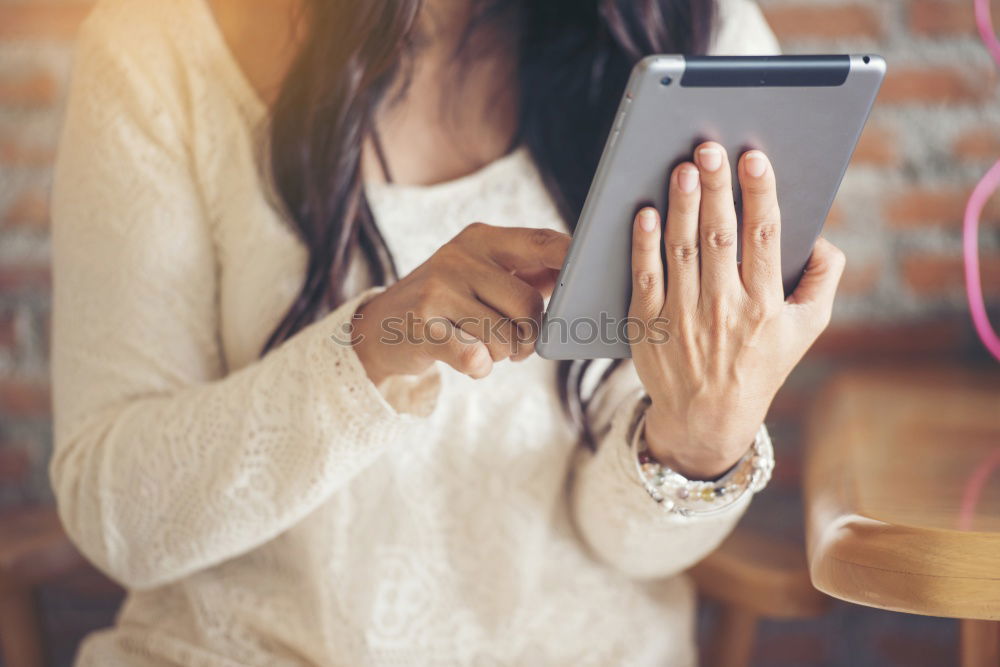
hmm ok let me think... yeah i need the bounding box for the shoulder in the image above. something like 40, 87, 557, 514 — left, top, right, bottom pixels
78, 0, 201, 54
710, 0, 782, 56
74, 0, 209, 94
70, 0, 220, 133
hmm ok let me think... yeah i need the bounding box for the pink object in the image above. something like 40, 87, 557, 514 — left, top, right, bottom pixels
964, 161, 1000, 362
975, 0, 1000, 67
954, 0, 1000, 531
958, 447, 1000, 530
965, 0, 1000, 362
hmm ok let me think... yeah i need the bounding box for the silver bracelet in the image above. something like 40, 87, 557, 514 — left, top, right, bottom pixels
626, 395, 774, 517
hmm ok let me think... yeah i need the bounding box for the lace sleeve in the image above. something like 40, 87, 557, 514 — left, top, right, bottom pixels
567, 363, 752, 580
49, 13, 437, 590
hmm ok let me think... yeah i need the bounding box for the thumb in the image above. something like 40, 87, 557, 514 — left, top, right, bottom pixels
786, 237, 846, 323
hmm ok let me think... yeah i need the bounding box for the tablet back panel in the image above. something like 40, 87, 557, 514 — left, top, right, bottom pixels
537, 55, 885, 360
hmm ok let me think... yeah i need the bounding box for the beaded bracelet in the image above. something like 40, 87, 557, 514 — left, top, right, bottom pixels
625, 394, 775, 517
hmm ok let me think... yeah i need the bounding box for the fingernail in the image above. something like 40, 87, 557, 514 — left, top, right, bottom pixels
639, 208, 658, 232
678, 166, 699, 193
745, 151, 768, 178
697, 147, 723, 172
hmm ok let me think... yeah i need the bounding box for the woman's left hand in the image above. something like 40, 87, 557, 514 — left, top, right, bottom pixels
628, 141, 846, 479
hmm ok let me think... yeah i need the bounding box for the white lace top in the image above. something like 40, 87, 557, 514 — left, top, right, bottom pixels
50, 1, 779, 665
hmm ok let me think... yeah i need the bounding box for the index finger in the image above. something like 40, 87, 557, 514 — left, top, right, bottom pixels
470, 224, 571, 273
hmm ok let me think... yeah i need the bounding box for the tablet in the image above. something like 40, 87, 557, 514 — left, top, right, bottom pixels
537, 54, 885, 360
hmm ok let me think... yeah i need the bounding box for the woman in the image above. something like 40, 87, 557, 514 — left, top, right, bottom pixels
50, 0, 844, 664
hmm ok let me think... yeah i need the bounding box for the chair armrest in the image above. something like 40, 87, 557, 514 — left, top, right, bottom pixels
689, 526, 830, 619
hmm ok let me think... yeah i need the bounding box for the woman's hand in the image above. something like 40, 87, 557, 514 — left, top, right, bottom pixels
629, 142, 846, 479
353, 223, 570, 385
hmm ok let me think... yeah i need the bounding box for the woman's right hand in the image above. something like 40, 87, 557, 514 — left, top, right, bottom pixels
352, 223, 571, 384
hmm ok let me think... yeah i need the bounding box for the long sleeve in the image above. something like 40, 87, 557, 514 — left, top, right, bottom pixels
568, 363, 759, 580
567, 0, 780, 580
49, 10, 437, 591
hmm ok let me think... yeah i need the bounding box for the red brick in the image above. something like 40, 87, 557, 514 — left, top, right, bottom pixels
0, 378, 51, 417
884, 187, 1000, 228
902, 252, 1000, 295
0, 263, 51, 292
952, 127, 1000, 161
911, 0, 1000, 36
0, 4, 93, 40
878, 66, 994, 105
2, 191, 50, 229
0, 137, 55, 166
0, 71, 58, 107
762, 4, 882, 40
851, 124, 900, 167
0, 444, 31, 483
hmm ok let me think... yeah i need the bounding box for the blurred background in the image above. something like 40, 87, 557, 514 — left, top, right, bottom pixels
0, 0, 998, 665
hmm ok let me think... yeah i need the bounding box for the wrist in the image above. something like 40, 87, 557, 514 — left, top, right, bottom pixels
643, 404, 751, 480
352, 304, 392, 385
628, 398, 776, 516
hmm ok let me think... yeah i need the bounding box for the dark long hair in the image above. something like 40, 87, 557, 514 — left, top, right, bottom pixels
265, 0, 716, 440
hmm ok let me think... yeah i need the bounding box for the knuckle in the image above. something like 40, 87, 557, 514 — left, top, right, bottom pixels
632, 268, 660, 292
529, 227, 556, 248
465, 221, 488, 234
666, 240, 699, 264
423, 317, 449, 341
699, 176, 731, 194
634, 233, 659, 252
748, 220, 780, 246
704, 228, 736, 251
743, 178, 775, 197
668, 199, 697, 219
457, 222, 489, 243
435, 241, 463, 263
709, 301, 729, 325
705, 298, 734, 328
415, 276, 447, 308
746, 298, 777, 323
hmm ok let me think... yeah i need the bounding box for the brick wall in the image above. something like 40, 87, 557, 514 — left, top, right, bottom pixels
760, 0, 1000, 329
0, 1, 89, 508
0, 1, 997, 663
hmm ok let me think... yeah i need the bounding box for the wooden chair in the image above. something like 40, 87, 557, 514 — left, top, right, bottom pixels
805, 364, 1000, 667
690, 525, 831, 667
0, 506, 120, 667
